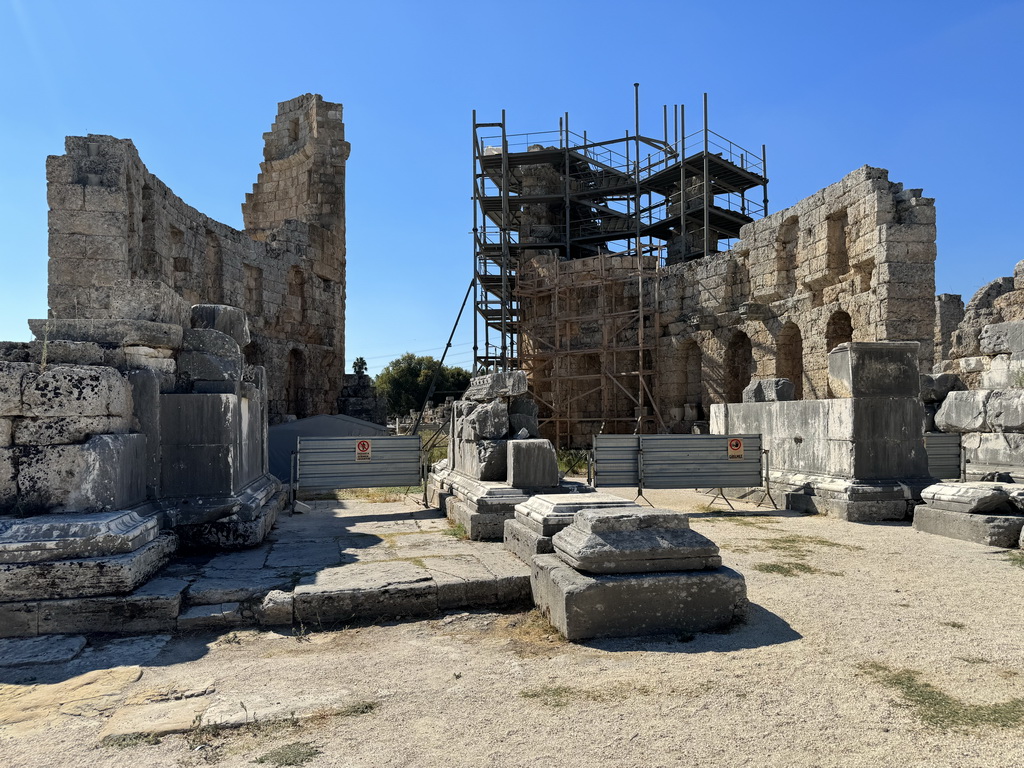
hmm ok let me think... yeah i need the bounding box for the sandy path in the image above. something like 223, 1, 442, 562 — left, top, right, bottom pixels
1, 492, 1023, 768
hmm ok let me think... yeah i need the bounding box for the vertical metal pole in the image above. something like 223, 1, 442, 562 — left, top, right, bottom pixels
702, 93, 710, 260
472, 111, 479, 374
761, 143, 769, 215
634, 83, 645, 434
680, 104, 686, 261
499, 110, 510, 371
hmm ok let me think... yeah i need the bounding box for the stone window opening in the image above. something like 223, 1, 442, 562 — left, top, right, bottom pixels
826, 310, 854, 353
681, 339, 703, 408
826, 209, 850, 275
777, 321, 804, 399
724, 331, 755, 403
775, 216, 798, 297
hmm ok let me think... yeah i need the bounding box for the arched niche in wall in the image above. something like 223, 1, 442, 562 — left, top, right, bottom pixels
826, 309, 854, 353
680, 338, 703, 409
724, 330, 754, 404
775, 216, 799, 298
777, 321, 804, 399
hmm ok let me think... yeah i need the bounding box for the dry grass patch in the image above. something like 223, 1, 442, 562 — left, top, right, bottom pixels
859, 662, 1024, 730
520, 680, 653, 708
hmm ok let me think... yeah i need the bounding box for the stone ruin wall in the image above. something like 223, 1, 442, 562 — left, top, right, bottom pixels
44, 94, 349, 423
518, 166, 937, 444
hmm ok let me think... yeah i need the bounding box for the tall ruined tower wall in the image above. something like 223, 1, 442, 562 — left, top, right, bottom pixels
44, 94, 349, 422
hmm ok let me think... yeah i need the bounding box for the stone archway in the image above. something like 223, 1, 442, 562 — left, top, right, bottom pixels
724, 331, 754, 403
826, 310, 853, 352
777, 322, 804, 399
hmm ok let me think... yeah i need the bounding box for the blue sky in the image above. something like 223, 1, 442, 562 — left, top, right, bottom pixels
1, 0, 1022, 376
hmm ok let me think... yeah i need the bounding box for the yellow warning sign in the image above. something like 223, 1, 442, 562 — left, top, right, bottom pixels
727, 437, 744, 460
356, 439, 372, 462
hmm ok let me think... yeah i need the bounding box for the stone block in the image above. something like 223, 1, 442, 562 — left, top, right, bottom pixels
183, 329, 242, 359
16, 434, 147, 513
514, 493, 636, 537
552, 507, 721, 574
22, 365, 132, 418
507, 439, 558, 488
0, 448, 15, 507
173, 484, 285, 549
987, 390, 1024, 432
127, 368, 161, 498
422, 553, 530, 610
463, 371, 528, 401
531, 555, 748, 641
742, 378, 795, 403
0, 532, 177, 600
504, 517, 554, 563
0, 362, 36, 416
920, 482, 1017, 514
177, 603, 251, 631
828, 342, 920, 398
913, 506, 1024, 548
258, 589, 294, 626
0, 418, 10, 447
293, 561, 438, 626
13, 415, 130, 446
464, 399, 509, 440
177, 351, 241, 383
28, 319, 183, 349
935, 391, 990, 433
509, 396, 540, 437
980, 321, 1024, 356
186, 570, 292, 606
0, 508, 160, 564
160, 445, 237, 498
458, 439, 507, 482
107, 280, 192, 327
160, 394, 239, 446
28, 340, 106, 367
190, 305, 251, 347
962, 431, 1024, 468
33, 576, 186, 636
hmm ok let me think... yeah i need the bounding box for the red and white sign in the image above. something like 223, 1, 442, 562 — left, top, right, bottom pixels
356, 439, 372, 462
727, 437, 744, 460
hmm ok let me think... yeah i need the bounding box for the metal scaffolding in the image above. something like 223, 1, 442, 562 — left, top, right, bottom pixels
472, 92, 768, 448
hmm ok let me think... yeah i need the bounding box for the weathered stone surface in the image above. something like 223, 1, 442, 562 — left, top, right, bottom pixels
531, 554, 748, 641
503, 517, 554, 562
28, 319, 183, 349
22, 365, 132, 418
0, 508, 160, 564
515, 493, 639, 537
183, 328, 242, 359
422, 552, 530, 610
0, 532, 177, 600
507, 439, 558, 488
293, 561, 437, 626
190, 305, 251, 348
462, 399, 508, 440
828, 342, 920, 398
0, 362, 37, 416
0, 634, 87, 666
160, 394, 239, 446
257, 589, 294, 626
980, 321, 1024, 356
509, 396, 540, 437
913, 506, 1024, 548
987, 391, 1024, 431
463, 371, 528, 402
460, 439, 507, 482
553, 507, 721, 574
919, 482, 1016, 514
962, 431, 1024, 469
0, 447, 14, 507
186, 569, 293, 606
177, 603, 250, 631
16, 433, 147, 513
935, 390, 990, 433
177, 351, 242, 383
920, 373, 964, 404
0, 418, 10, 447
30, 576, 187, 637
742, 378, 795, 403
28, 340, 106, 367
13, 415, 130, 446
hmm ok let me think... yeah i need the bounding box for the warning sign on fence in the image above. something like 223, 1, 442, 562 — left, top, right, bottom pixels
356, 439, 372, 462
727, 437, 744, 460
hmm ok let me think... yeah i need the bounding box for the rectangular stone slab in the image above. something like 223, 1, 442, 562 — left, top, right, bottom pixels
912, 505, 1024, 548
0, 508, 160, 564
503, 518, 554, 564
0, 532, 177, 600
514, 493, 638, 537
531, 554, 747, 641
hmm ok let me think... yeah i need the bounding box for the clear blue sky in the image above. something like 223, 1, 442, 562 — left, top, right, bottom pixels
1, 0, 1022, 377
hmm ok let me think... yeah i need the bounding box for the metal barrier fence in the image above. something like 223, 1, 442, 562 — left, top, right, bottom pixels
293, 436, 422, 493
593, 434, 763, 492
924, 433, 962, 480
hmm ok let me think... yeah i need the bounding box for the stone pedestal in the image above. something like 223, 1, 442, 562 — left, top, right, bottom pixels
504, 492, 640, 563
912, 481, 1024, 547
531, 507, 747, 641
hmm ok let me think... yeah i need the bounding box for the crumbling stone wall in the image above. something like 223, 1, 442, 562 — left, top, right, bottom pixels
44, 94, 349, 423
516, 166, 937, 444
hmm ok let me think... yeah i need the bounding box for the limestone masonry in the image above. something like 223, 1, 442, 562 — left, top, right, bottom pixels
43, 93, 350, 423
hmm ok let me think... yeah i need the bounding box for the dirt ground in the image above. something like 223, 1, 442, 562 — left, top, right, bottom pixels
2, 489, 1023, 768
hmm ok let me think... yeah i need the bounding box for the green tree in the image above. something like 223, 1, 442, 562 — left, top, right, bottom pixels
352, 356, 368, 376
374, 353, 471, 418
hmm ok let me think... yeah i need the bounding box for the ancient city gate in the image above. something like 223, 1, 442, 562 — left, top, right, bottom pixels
292, 436, 422, 495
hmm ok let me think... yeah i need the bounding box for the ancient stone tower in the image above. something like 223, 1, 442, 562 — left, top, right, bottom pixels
44, 93, 350, 422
